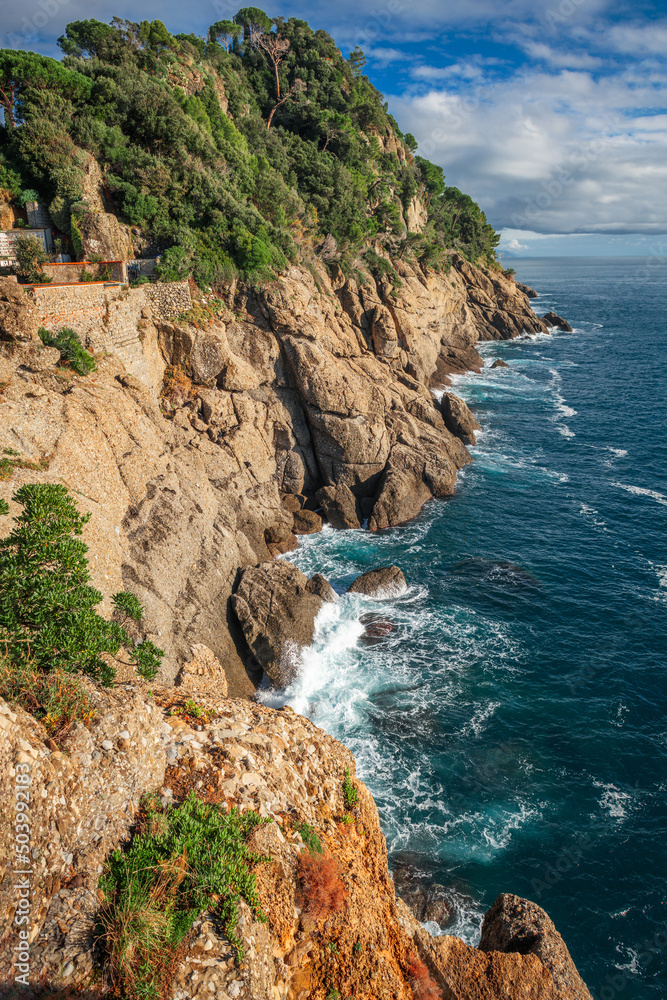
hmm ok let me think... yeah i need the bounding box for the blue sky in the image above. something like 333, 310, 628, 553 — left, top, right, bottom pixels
2, 0, 666, 255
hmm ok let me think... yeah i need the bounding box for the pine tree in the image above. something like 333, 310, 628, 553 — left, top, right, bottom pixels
0, 484, 163, 685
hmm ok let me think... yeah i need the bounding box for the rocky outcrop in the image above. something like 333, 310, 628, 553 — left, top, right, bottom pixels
542, 311, 573, 332
348, 565, 408, 597
480, 893, 593, 1000
455, 258, 549, 340
0, 686, 165, 987
0, 685, 593, 1000
440, 392, 481, 445
492, 358, 509, 368
0, 249, 560, 695
316, 483, 362, 529
230, 561, 328, 686
0, 277, 41, 343
517, 280, 538, 299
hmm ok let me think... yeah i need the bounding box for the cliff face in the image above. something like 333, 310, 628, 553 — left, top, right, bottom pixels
0, 678, 590, 1000
0, 256, 541, 693
0, 260, 591, 999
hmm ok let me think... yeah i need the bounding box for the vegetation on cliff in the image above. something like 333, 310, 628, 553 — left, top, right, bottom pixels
0, 485, 163, 732
0, 11, 499, 286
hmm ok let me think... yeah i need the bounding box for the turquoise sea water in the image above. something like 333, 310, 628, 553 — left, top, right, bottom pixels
260, 257, 667, 998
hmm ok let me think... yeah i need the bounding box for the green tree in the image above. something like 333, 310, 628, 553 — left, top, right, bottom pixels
0, 50, 91, 128
0, 484, 163, 685
13, 235, 48, 283
404, 132, 418, 153
139, 20, 175, 55
233, 7, 273, 47
208, 20, 242, 51
57, 19, 128, 62
348, 47, 366, 77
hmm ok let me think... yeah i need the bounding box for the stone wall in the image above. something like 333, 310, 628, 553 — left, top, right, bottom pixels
144, 279, 192, 319
41, 260, 126, 283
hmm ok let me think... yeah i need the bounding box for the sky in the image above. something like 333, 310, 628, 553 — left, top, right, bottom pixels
1, 0, 666, 255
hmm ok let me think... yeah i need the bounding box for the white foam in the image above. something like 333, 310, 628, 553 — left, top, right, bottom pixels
612, 482, 667, 507
593, 780, 633, 821
481, 801, 539, 850
464, 701, 502, 737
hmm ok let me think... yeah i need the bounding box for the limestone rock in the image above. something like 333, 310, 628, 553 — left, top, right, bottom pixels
306, 573, 338, 603
491, 358, 509, 368
480, 893, 593, 1000
79, 208, 133, 262
292, 508, 322, 535
218, 352, 262, 391
517, 280, 538, 298
190, 329, 229, 383
316, 483, 361, 529
348, 565, 407, 598
439, 393, 481, 445
175, 643, 229, 700
17, 344, 61, 371
371, 304, 400, 358
231, 561, 326, 686
0, 277, 41, 342
541, 311, 573, 332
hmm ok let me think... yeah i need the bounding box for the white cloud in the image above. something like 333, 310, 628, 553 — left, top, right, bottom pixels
506, 238, 529, 250
389, 64, 667, 234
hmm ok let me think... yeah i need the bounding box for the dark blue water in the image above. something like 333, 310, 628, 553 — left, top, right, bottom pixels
261, 258, 667, 999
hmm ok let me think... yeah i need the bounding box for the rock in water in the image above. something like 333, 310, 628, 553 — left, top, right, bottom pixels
292, 508, 323, 535
231, 562, 328, 686
440, 393, 481, 445
347, 566, 407, 598
517, 281, 538, 298
306, 573, 338, 603
359, 612, 395, 645
316, 483, 362, 529
480, 893, 593, 1000
491, 358, 509, 368
541, 311, 573, 332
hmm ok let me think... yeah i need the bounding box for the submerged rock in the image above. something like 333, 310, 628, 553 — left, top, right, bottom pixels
231, 561, 328, 686
480, 893, 593, 1000
491, 358, 509, 368
541, 311, 573, 332
440, 392, 481, 445
391, 861, 454, 927
359, 612, 395, 645
348, 565, 407, 598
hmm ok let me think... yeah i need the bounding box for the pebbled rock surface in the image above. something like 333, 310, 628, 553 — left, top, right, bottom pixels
480, 893, 593, 1000
0, 684, 593, 1000
348, 565, 408, 598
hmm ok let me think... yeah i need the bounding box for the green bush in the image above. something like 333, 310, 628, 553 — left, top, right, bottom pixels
38, 326, 96, 375
13, 235, 48, 283
296, 820, 323, 854
0, 483, 163, 687
97, 792, 270, 997
343, 767, 358, 810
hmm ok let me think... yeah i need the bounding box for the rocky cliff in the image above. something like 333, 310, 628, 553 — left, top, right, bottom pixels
0, 254, 588, 1000
0, 254, 545, 693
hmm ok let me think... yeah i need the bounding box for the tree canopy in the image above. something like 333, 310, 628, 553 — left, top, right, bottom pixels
0, 10, 500, 285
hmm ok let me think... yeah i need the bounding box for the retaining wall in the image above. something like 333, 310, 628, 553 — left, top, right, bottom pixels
41, 260, 126, 283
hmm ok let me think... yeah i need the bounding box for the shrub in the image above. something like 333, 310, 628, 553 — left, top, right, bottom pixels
13, 235, 48, 283
97, 792, 270, 997
298, 850, 348, 920
408, 953, 441, 1000
0, 656, 96, 738
19, 188, 39, 206
0, 483, 163, 686
38, 326, 96, 376
296, 821, 322, 854
343, 767, 358, 810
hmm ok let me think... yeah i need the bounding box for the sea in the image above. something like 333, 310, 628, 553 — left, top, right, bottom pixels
260, 257, 667, 999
